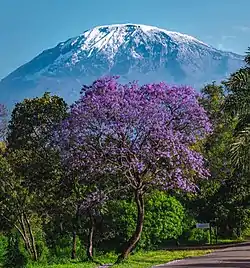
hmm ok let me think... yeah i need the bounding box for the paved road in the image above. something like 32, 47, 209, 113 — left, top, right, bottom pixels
154, 244, 250, 268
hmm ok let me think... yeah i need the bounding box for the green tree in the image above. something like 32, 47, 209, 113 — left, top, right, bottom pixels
4, 92, 68, 261
183, 82, 240, 236
7, 92, 68, 202
224, 48, 250, 172
0, 153, 38, 261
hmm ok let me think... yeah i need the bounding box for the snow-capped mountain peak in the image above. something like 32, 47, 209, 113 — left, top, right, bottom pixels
0, 23, 244, 110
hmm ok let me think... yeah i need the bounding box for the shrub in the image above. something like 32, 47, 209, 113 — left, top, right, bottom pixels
101, 191, 185, 250
188, 228, 210, 244
142, 191, 185, 248
0, 234, 7, 263
46, 234, 86, 264
3, 232, 28, 268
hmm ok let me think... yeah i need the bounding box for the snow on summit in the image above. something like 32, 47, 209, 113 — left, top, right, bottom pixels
81, 24, 209, 46
62, 24, 210, 60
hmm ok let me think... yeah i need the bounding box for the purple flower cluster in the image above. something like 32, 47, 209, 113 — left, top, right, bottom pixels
56, 76, 212, 193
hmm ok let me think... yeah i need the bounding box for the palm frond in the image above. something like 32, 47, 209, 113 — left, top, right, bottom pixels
231, 125, 250, 172
235, 114, 250, 133
224, 68, 249, 91
245, 47, 250, 66
224, 69, 250, 116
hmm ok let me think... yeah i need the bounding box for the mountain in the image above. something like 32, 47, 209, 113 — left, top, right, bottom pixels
0, 23, 244, 110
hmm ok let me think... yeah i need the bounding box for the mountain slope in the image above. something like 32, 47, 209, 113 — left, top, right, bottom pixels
0, 23, 244, 109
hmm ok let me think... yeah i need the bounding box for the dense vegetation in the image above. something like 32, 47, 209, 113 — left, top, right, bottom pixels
0, 48, 249, 267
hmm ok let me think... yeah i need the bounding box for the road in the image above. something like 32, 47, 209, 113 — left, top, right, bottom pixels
154, 244, 250, 268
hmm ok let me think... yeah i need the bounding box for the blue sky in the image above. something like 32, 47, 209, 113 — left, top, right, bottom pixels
0, 0, 249, 79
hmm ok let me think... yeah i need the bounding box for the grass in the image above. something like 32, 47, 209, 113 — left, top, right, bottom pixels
217, 238, 245, 244
28, 264, 95, 268
27, 249, 212, 268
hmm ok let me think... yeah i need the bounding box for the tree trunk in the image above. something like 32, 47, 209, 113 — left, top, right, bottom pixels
116, 190, 144, 264
18, 214, 37, 260
71, 206, 80, 260
14, 223, 32, 257
86, 211, 94, 261
24, 214, 38, 261
71, 231, 77, 259
19, 215, 32, 253
85, 211, 102, 265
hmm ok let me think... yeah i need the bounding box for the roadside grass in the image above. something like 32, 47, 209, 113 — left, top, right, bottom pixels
27, 262, 96, 268
217, 238, 245, 244
27, 249, 212, 268
23, 236, 249, 268
99, 250, 212, 267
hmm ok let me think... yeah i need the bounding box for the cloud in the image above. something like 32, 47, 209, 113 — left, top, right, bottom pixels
217, 43, 234, 51
216, 35, 236, 51
217, 43, 227, 50
233, 25, 250, 32
204, 35, 213, 40
221, 35, 236, 41
203, 34, 236, 52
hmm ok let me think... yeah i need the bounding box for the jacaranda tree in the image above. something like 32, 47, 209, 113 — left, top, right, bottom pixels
55, 76, 212, 263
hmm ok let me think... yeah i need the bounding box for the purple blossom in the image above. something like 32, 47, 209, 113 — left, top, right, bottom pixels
55, 76, 212, 193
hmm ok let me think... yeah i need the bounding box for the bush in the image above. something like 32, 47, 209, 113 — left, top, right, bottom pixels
101, 191, 185, 250
46, 234, 86, 264
0, 234, 7, 263
188, 228, 210, 244
142, 191, 185, 248
3, 232, 28, 268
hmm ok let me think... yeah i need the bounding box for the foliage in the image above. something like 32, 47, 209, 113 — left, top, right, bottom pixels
7, 92, 68, 203
48, 235, 84, 263
0, 153, 28, 232
1, 93, 68, 261
0, 151, 50, 261
182, 77, 250, 238
0, 234, 8, 264
0, 103, 7, 139
188, 228, 210, 244
224, 48, 250, 172
0, 141, 6, 153
3, 232, 28, 268
174, 83, 226, 234
7, 92, 68, 150
174, 81, 248, 239
143, 191, 184, 247
104, 191, 185, 250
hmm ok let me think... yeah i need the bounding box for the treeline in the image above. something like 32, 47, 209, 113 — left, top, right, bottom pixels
0, 48, 249, 267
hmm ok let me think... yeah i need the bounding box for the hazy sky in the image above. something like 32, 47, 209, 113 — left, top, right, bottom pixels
0, 0, 249, 79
